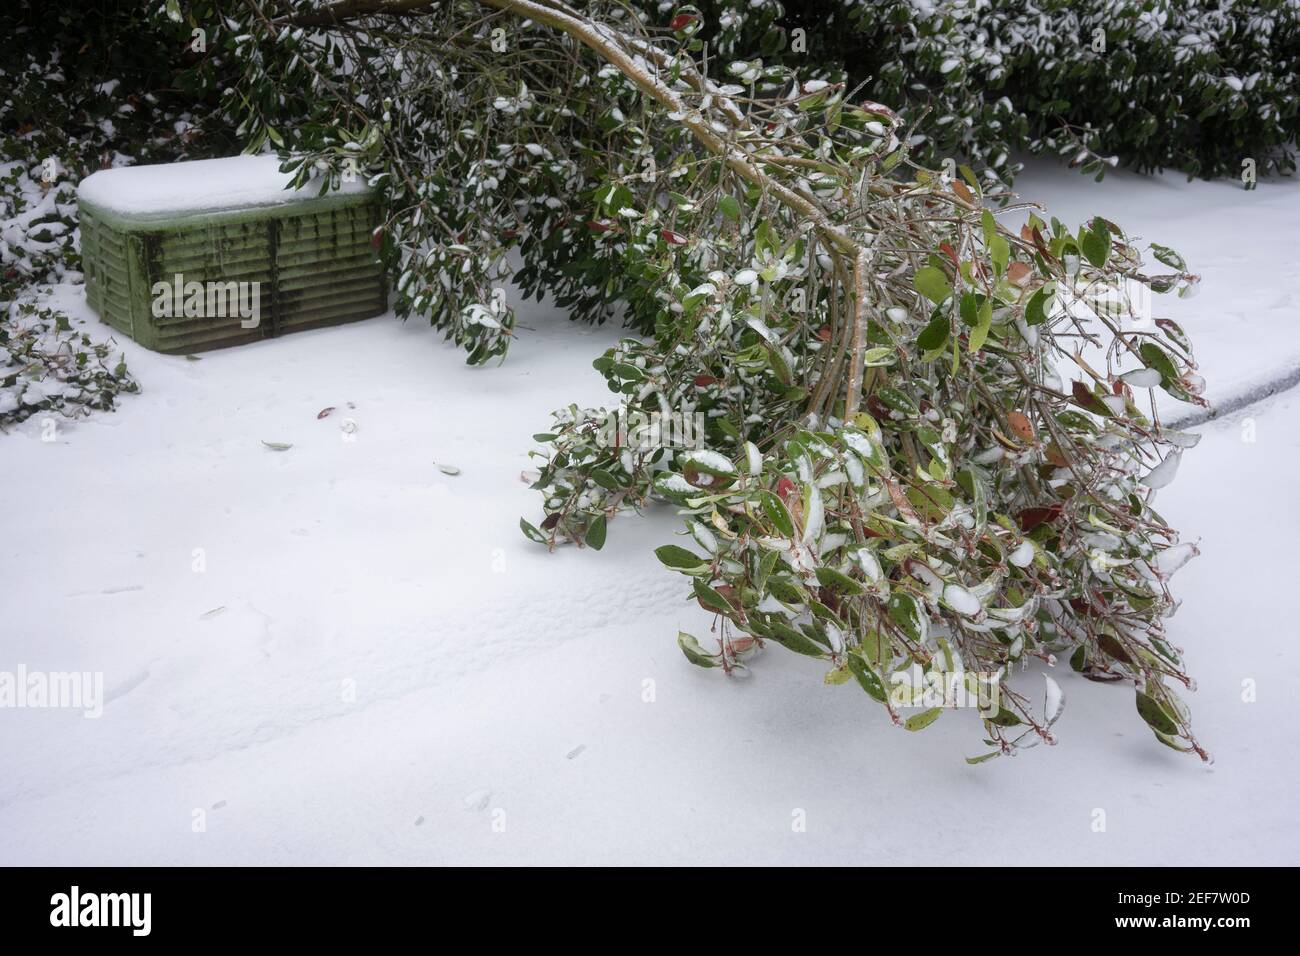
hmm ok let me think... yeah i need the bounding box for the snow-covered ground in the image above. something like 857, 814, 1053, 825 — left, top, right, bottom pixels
1, 161, 1298, 865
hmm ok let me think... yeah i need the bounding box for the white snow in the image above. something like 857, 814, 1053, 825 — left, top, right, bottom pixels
1, 162, 1299, 866
1007, 540, 1035, 568
1141, 450, 1182, 489
1121, 367, 1164, 388
801, 483, 824, 544
77, 155, 369, 221
680, 448, 735, 475
942, 583, 982, 617
1043, 675, 1065, 725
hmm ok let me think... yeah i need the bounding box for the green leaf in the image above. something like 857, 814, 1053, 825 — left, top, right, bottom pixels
968, 298, 993, 352
847, 652, 887, 702
677, 631, 719, 668
766, 576, 806, 605
1025, 283, 1054, 326
824, 665, 854, 686
981, 209, 996, 248
719, 194, 743, 221
955, 466, 987, 527
990, 235, 1010, 277
1139, 342, 1179, 388
984, 708, 1022, 727
861, 630, 891, 666
913, 266, 952, 304
764, 342, 792, 386
765, 619, 827, 658
692, 578, 733, 614
1149, 243, 1187, 272
655, 544, 706, 571
1081, 222, 1110, 267
904, 707, 944, 731
887, 592, 926, 641
755, 548, 781, 591
876, 386, 919, 417
959, 291, 979, 327
519, 517, 548, 543
585, 514, 607, 550
862, 346, 896, 367
917, 312, 951, 351
757, 490, 795, 537
814, 566, 864, 595
1136, 691, 1179, 735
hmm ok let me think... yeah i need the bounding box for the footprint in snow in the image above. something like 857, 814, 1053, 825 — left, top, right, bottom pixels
463, 789, 491, 812
566, 745, 586, 760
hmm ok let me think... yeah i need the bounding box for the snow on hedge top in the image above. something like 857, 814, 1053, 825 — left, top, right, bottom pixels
77, 155, 369, 222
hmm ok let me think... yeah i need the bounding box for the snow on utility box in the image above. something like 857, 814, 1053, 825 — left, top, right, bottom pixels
78, 156, 386, 354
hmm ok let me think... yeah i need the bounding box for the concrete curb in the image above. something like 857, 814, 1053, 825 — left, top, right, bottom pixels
1168, 361, 1300, 429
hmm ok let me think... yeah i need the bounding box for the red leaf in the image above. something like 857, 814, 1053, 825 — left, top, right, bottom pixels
696, 584, 738, 615
669, 13, 697, 30
1017, 503, 1063, 532
775, 477, 797, 501
1031, 226, 1053, 261
660, 229, 688, 245
939, 242, 959, 265
317, 406, 335, 420
586, 220, 614, 233
1006, 410, 1035, 443
1071, 380, 1111, 416
693, 374, 719, 387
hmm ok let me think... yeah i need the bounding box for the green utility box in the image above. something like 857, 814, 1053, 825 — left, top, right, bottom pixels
78, 156, 387, 354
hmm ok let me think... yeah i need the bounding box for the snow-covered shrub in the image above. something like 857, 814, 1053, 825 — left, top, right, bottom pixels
1, 2, 240, 288
0, 303, 139, 427
210, 0, 1210, 760
1, 2, 247, 421
686, 0, 1300, 189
